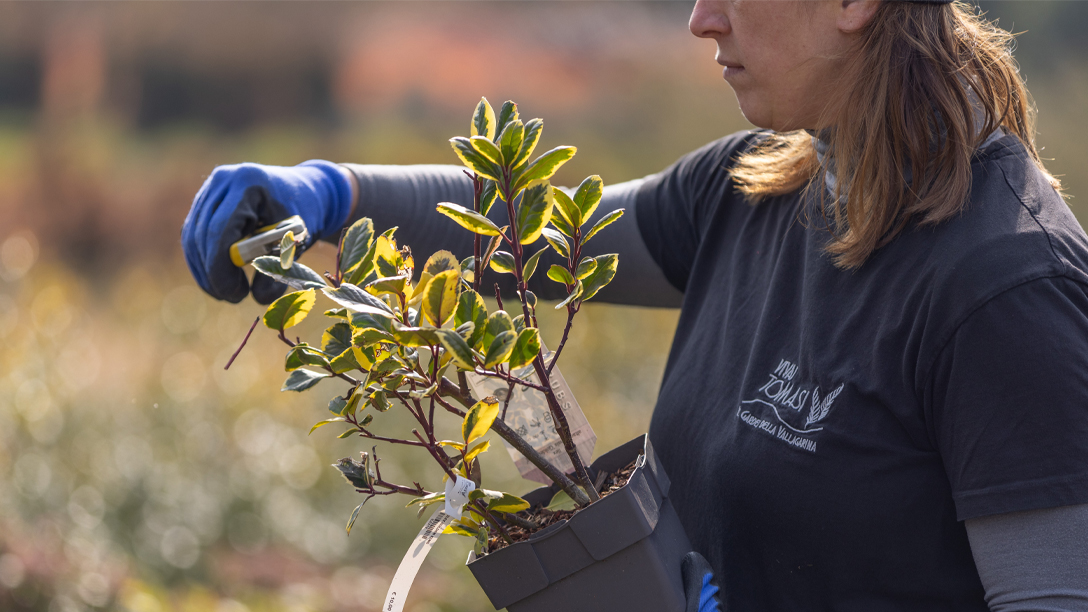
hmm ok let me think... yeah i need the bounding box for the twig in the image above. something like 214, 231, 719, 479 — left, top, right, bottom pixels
473, 368, 548, 393
224, 316, 260, 370
547, 305, 579, 376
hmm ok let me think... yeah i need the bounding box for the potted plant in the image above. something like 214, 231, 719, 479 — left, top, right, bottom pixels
230, 98, 691, 612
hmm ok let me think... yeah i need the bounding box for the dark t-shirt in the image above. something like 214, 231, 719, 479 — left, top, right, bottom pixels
636, 131, 1088, 611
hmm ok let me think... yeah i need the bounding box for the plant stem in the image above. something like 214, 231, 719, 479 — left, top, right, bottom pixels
499, 511, 540, 530
435, 379, 591, 507
355, 427, 428, 448
472, 368, 549, 393
224, 316, 260, 370
530, 357, 600, 502
474, 500, 513, 544
547, 305, 579, 376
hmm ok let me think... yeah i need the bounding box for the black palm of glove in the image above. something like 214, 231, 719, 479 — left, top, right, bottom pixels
683, 551, 724, 612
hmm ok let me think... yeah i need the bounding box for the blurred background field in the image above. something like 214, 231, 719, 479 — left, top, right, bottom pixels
0, 2, 1084, 611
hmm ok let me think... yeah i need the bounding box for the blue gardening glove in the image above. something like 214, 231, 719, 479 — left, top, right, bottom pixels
181, 160, 353, 304
682, 551, 723, 612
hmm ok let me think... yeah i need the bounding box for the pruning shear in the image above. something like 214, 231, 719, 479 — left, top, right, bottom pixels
229, 215, 309, 267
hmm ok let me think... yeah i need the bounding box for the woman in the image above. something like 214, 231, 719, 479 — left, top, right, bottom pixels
182, 1, 1088, 609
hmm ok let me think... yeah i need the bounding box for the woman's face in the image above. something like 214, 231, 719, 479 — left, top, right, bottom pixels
689, 0, 879, 132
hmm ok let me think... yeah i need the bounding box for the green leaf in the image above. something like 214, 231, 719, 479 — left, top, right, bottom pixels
353, 328, 394, 348
583, 209, 625, 244
462, 397, 500, 444
443, 521, 480, 537
365, 275, 409, 297
495, 101, 519, 139
422, 269, 459, 327
471, 97, 496, 140
263, 289, 317, 331
551, 187, 581, 230
328, 396, 347, 415
339, 218, 375, 278
423, 250, 460, 276
481, 311, 515, 350
391, 324, 440, 347
546, 490, 578, 512
550, 210, 576, 238
512, 314, 527, 333
279, 230, 297, 269
323, 283, 395, 318
470, 135, 504, 166
576, 257, 598, 280
436, 202, 503, 236
450, 137, 501, 182
309, 417, 345, 435
345, 235, 380, 286
508, 328, 541, 370
498, 120, 525, 168
322, 322, 354, 356
469, 488, 503, 503
285, 344, 331, 371
516, 180, 554, 245
335, 455, 372, 489
489, 251, 515, 274
282, 369, 330, 392
573, 175, 604, 222
512, 118, 543, 169
325, 307, 349, 320
479, 179, 499, 217
556, 280, 583, 309
522, 247, 547, 283
408, 382, 439, 399
455, 290, 488, 349
369, 389, 392, 412
547, 265, 576, 285
464, 439, 491, 463
346, 498, 370, 535
483, 331, 517, 368
524, 290, 538, 311
353, 346, 379, 370
252, 256, 327, 291
407, 491, 445, 509
580, 253, 618, 301
337, 428, 358, 439
488, 493, 531, 514
514, 146, 576, 191
436, 329, 476, 370
541, 228, 571, 260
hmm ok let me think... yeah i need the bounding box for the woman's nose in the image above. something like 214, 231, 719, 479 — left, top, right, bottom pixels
689, 0, 731, 39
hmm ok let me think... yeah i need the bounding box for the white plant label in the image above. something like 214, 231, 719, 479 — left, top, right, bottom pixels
466, 344, 596, 484
382, 476, 475, 612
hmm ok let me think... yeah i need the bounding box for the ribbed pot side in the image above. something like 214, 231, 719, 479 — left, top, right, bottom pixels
467, 435, 692, 612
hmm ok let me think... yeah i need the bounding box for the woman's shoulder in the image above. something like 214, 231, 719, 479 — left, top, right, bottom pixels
912, 133, 1088, 322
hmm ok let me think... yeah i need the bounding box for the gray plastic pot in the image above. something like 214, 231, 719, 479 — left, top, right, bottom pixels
467, 434, 692, 612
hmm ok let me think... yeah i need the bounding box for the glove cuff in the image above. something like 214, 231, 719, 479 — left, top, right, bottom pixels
297, 159, 354, 241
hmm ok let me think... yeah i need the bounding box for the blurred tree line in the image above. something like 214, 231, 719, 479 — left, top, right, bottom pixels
0, 2, 1084, 612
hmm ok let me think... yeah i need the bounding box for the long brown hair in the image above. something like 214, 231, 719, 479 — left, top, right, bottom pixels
729, 1, 1061, 269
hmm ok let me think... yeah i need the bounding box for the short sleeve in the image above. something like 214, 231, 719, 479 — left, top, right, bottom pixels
634, 131, 760, 292
929, 275, 1088, 520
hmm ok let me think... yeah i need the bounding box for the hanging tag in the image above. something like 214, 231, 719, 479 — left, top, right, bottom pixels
466, 343, 596, 484
381, 476, 475, 612
444, 473, 475, 520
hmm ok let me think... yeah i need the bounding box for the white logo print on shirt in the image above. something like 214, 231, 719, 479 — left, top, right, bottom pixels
736, 359, 844, 453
